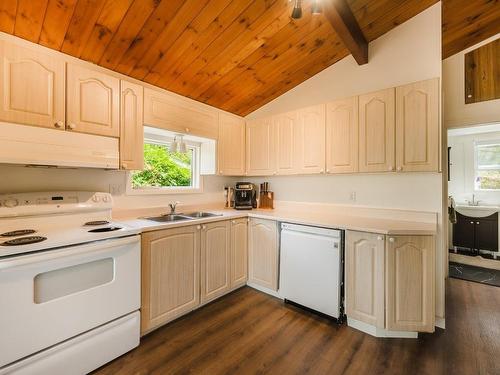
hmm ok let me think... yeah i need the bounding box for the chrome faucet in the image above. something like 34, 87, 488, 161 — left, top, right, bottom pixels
168, 201, 180, 214
467, 194, 481, 206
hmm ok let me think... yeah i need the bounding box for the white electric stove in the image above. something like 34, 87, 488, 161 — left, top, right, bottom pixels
0, 192, 141, 375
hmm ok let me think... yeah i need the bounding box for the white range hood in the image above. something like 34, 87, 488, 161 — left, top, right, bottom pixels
0, 122, 119, 169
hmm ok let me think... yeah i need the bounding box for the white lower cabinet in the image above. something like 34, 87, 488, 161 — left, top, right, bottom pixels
141, 219, 249, 334
346, 231, 435, 335
200, 221, 231, 304
248, 218, 279, 291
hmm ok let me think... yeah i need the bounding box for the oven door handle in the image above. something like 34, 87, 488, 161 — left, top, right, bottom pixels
0, 235, 139, 270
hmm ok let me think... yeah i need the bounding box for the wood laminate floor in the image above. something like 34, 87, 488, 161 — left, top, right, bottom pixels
93, 279, 500, 375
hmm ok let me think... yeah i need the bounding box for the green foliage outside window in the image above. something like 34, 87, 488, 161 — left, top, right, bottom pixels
475, 143, 500, 190
131, 143, 192, 188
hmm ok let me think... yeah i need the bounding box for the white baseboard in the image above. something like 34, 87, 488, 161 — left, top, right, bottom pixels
435, 317, 446, 329
347, 318, 418, 338
247, 282, 282, 299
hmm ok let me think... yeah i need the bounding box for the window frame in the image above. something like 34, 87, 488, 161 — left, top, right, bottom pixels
473, 140, 500, 192
126, 136, 204, 196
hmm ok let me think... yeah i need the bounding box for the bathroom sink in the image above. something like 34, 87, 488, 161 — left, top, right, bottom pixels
183, 212, 223, 218
144, 214, 194, 222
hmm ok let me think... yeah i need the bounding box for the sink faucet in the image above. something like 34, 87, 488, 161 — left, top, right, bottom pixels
467, 194, 481, 206
168, 201, 180, 214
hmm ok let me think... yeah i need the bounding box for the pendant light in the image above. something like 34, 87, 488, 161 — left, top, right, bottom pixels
291, 0, 302, 19
311, 0, 322, 14
170, 135, 188, 154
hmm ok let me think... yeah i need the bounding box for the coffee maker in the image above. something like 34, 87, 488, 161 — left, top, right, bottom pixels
234, 182, 257, 210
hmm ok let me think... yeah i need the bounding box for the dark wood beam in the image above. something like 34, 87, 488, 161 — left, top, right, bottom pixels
323, 0, 368, 65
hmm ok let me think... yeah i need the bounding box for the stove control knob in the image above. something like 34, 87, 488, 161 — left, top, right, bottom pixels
102, 195, 110, 203
3, 198, 19, 208
92, 195, 100, 203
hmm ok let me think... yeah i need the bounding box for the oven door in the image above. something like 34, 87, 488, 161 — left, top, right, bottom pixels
0, 235, 140, 368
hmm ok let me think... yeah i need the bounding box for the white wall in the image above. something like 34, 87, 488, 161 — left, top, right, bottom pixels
449, 127, 500, 205
245, 3, 445, 320
443, 33, 500, 128
0, 165, 232, 208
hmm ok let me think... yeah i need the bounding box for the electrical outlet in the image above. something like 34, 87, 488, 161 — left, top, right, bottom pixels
350, 191, 356, 202
109, 184, 122, 196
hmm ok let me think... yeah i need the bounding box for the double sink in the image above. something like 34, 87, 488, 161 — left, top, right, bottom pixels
145, 211, 222, 223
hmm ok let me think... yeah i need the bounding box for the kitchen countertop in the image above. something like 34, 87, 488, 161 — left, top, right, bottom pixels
117, 207, 437, 236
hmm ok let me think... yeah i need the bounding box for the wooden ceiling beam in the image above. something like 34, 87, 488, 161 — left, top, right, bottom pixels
323, 0, 368, 65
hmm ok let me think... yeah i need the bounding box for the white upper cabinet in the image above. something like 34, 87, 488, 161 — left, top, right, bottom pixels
144, 88, 218, 139
218, 113, 245, 176
66, 64, 120, 137
396, 78, 439, 172
246, 117, 276, 176
296, 104, 326, 174
326, 97, 358, 174
359, 88, 396, 173
274, 111, 298, 175
0, 40, 65, 130
120, 80, 144, 170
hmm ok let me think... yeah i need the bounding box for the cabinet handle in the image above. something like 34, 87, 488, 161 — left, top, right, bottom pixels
470, 221, 474, 224
197, 225, 201, 230
389, 237, 395, 243
121, 163, 128, 169
68, 123, 76, 130
388, 165, 394, 171
219, 170, 223, 174
231, 220, 236, 224
320, 169, 324, 173
185, 127, 190, 133
396, 166, 402, 172
202, 225, 207, 230
326, 169, 330, 173
273, 171, 277, 175
377, 235, 383, 241
476, 222, 480, 225
54, 121, 63, 128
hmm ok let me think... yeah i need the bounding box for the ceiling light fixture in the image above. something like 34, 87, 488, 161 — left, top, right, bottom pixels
311, 0, 322, 14
291, 0, 303, 19
170, 135, 188, 154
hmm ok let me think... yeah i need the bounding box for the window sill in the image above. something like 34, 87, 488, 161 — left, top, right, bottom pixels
126, 187, 204, 196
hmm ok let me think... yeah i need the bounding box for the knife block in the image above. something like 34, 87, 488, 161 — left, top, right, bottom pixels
259, 191, 274, 209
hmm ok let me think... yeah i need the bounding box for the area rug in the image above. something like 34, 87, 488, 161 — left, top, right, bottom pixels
449, 262, 500, 287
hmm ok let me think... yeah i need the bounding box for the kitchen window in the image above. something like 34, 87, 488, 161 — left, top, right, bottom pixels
474, 141, 500, 191
127, 127, 203, 195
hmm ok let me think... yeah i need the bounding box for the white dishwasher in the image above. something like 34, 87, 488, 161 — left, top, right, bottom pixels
279, 223, 343, 319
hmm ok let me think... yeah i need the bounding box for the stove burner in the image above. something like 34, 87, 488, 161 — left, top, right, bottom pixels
84, 220, 110, 226
1, 236, 47, 246
88, 227, 122, 233
1, 229, 37, 237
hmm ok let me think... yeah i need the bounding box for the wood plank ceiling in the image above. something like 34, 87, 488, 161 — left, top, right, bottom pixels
0, 0, 440, 116
442, 0, 500, 59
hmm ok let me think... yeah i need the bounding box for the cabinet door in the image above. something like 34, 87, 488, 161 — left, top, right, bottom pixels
345, 231, 385, 328
386, 235, 435, 332
141, 226, 200, 333
0, 41, 65, 129
246, 118, 276, 176
66, 64, 120, 137
218, 113, 245, 176
248, 218, 278, 290
326, 97, 358, 174
201, 221, 231, 304
275, 111, 299, 175
475, 213, 498, 252
120, 80, 143, 170
452, 212, 475, 249
296, 104, 326, 174
144, 87, 218, 139
396, 78, 439, 172
359, 88, 395, 172
231, 218, 248, 288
